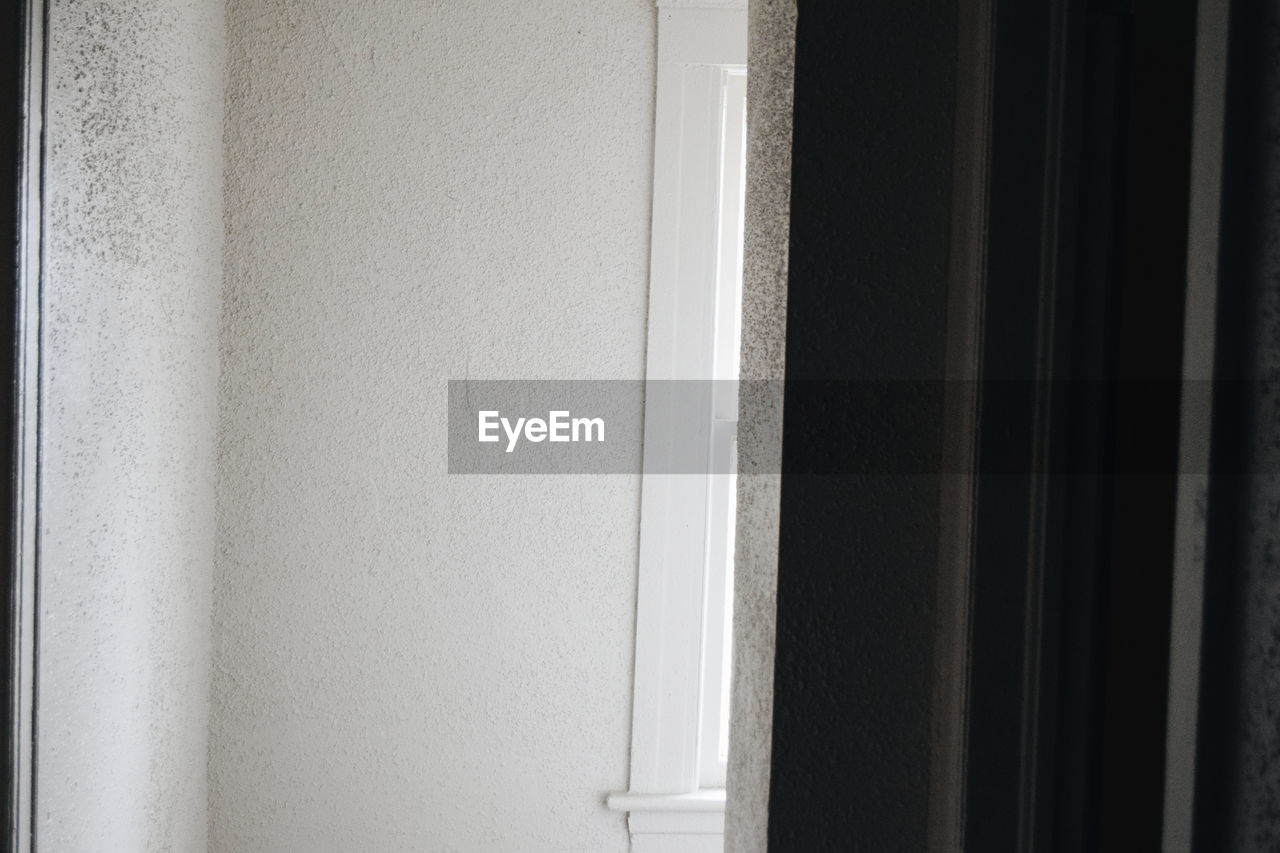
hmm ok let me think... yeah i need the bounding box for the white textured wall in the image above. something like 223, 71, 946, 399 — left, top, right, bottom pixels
214, 1, 654, 851
38, 0, 225, 850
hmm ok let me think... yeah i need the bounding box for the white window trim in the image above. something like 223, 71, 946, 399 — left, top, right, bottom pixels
608, 2, 746, 850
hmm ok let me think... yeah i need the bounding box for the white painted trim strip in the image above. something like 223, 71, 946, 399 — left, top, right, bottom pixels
656, 0, 747, 10
606, 789, 727, 813
608, 790, 726, 851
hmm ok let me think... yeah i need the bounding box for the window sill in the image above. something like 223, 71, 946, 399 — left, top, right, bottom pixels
607, 790, 725, 851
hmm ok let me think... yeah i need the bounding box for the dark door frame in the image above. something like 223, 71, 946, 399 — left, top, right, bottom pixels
4, 1, 42, 850
767, 0, 1198, 848
0, 1, 19, 844
956, 0, 1198, 847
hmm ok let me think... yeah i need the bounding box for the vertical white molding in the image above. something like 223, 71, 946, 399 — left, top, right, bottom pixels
628, 4, 747, 796
616, 5, 745, 850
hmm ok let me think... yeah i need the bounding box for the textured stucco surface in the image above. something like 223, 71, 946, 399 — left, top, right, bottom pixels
213, 1, 654, 850
37, 0, 226, 850
762, 0, 955, 847
724, 1, 794, 851
1235, 20, 1280, 845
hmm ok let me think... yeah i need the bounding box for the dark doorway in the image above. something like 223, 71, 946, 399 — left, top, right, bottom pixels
767, 0, 1197, 848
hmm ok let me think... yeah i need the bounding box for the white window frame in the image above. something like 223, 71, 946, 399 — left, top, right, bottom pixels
607, 3, 746, 851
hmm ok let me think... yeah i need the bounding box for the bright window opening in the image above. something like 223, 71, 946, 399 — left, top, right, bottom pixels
700, 68, 747, 787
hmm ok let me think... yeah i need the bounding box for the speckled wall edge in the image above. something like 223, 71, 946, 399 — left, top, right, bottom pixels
725, 1, 794, 850
37, 0, 226, 849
